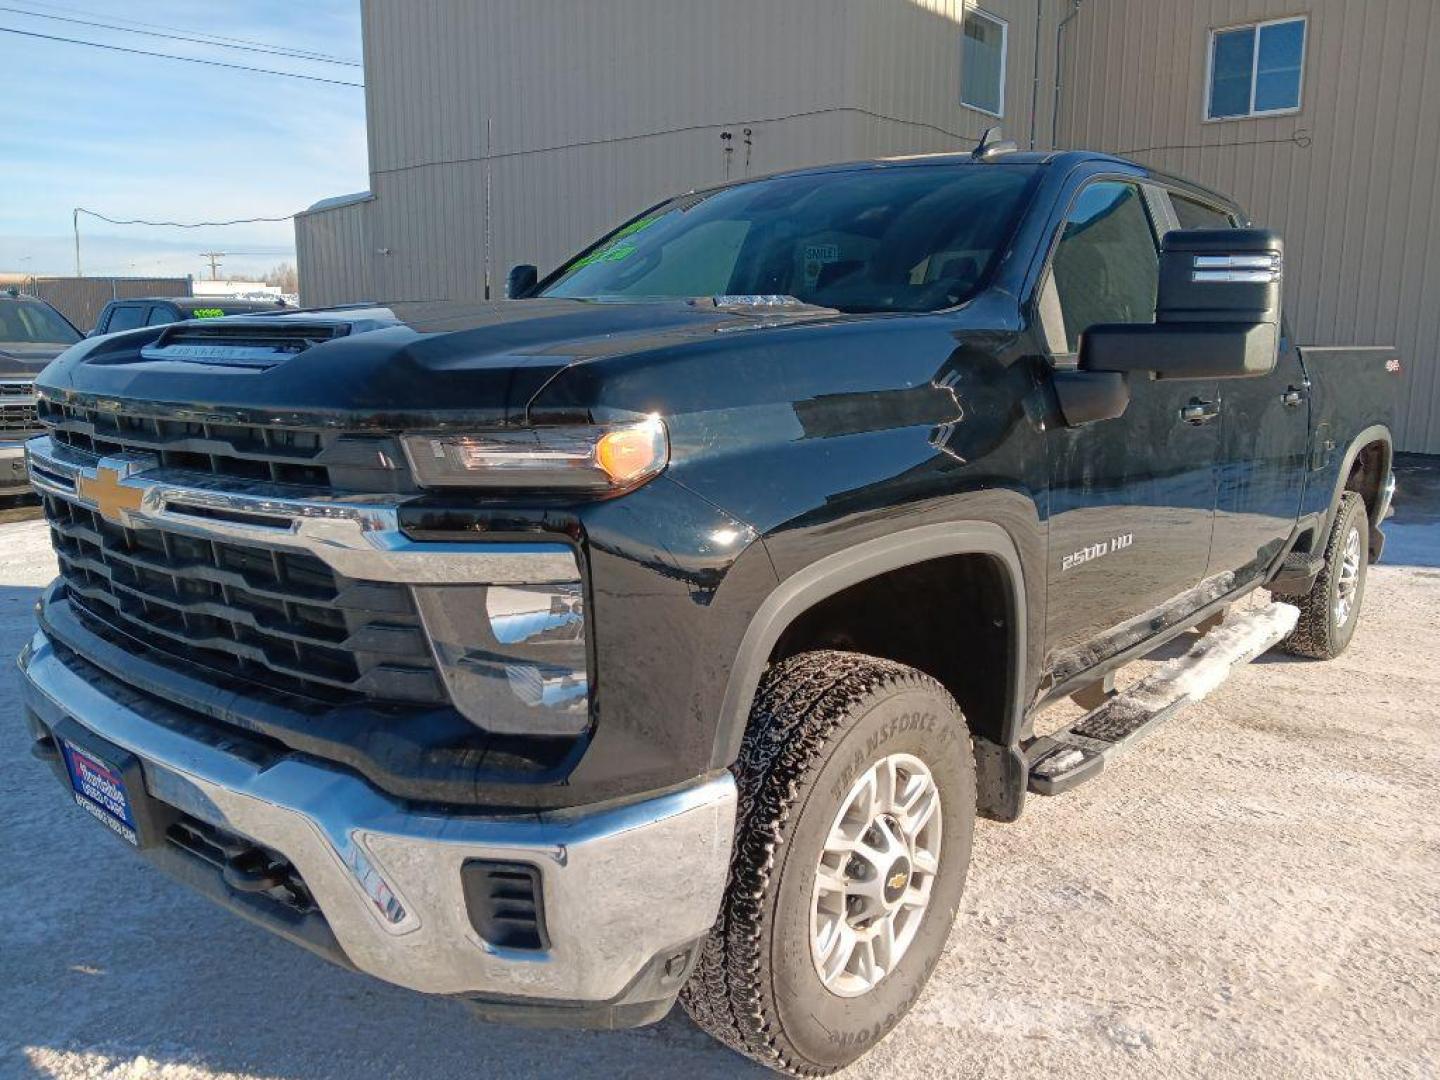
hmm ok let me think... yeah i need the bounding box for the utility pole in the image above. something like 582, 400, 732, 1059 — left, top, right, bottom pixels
73, 208, 82, 277
199, 251, 225, 280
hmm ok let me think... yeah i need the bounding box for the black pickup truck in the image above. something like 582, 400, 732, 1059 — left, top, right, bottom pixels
19, 147, 1397, 1075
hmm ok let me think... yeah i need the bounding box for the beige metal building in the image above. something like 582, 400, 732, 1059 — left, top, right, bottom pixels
297, 0, 1440, 453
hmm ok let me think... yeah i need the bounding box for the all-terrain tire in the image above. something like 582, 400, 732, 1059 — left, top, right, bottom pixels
679, 650, 975, 1075
1279, 491, 1370, 659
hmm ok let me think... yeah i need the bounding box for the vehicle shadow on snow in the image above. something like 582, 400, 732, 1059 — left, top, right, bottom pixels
7, 927, 768, 1079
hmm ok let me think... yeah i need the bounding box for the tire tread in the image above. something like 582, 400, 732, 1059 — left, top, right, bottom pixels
679, 650, 964, 1075
1279, 491, 1367, 659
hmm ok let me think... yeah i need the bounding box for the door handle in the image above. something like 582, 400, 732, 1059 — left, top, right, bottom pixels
1179, 400, 1220, 425
1282, 385, 1308, 407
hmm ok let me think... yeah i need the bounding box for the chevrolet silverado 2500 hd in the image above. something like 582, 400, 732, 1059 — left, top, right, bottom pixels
20, 146, 1398, 1074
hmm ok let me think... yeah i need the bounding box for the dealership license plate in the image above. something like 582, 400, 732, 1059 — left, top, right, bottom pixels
61, 740, 141, 846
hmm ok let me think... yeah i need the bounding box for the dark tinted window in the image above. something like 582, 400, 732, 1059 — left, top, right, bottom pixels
146, 305, 178, 326
542, 164, 1040, 313
104, 304, 147, 333
0, 300, 80, 344
1050, 181, 1159, 352
1171, 194, 1235, 231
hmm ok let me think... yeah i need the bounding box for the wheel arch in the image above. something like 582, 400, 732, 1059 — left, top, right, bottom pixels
1326, 424, 1393, 556
710, 522, 1029, 820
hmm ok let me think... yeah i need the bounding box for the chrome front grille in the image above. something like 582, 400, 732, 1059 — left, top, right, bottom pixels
37, 395, 412, 493
26, 419, 583, 726
42, 491, 447, 707
0, 380, 37, 432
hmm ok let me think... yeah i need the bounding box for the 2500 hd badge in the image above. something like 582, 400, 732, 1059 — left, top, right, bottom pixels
1062, 532, 1135, 572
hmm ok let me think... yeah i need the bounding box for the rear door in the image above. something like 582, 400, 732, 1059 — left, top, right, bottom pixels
1040, 179, 1221, 670
1164, 191, 1308, 585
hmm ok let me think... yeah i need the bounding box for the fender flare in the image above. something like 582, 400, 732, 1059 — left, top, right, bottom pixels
1324, 424, 1393, 534
709, 521, 1028, 771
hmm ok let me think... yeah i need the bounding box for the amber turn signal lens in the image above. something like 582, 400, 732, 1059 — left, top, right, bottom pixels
595, 422, 663, 484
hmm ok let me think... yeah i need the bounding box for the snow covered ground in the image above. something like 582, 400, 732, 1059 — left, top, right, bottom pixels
1, 482, 1437, 1080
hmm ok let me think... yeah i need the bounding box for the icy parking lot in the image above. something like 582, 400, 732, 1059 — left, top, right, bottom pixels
1, 474, 1437, 1079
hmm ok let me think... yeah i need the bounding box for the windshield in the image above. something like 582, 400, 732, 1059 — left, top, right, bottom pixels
541, 163, 1039, 313
0, 300, 80, 345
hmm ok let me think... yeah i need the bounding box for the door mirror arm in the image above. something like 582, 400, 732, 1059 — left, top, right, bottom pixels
1052, 367, 1131, 426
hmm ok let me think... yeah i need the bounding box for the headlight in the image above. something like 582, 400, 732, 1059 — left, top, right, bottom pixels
402, 417, 668, 490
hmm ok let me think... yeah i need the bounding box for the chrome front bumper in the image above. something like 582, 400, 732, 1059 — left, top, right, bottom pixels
21, 628, 737, 1006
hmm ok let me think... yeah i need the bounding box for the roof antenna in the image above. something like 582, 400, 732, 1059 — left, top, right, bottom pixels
972, 126, 1018, 160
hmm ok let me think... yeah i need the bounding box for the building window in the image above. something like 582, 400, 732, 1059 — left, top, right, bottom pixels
961, 9, 1007, 117
1207, 17, 1306, 120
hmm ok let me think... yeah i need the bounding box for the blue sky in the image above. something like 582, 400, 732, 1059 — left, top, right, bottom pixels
1, 1, 367, 280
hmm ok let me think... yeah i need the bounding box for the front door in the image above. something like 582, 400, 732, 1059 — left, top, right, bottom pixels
1161, 191, 1309, 587
1039, 180, 1220, 677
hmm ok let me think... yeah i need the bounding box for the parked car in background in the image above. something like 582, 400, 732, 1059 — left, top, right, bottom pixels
0, 289, 80, 497
89, 296, 287, 335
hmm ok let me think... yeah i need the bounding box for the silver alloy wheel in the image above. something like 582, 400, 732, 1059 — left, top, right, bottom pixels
810, 752, 942, 997
1335, 526, 1362, 627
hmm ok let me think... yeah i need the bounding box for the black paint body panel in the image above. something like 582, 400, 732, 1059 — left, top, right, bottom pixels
31, 152, 1399, 812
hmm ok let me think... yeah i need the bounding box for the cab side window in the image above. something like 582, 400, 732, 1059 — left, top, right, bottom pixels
146, 306, 178, 326
1049, 181, 1159, 354
104, 304, 147, 333
1171, 194, 1237, 230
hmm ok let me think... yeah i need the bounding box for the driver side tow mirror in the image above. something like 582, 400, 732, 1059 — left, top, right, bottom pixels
1082, 228, 1283, 380
506, 263, 538, 299
1056, 228, 1283, 426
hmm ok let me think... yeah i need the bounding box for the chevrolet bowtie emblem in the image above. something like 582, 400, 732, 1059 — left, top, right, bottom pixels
77, 464, 146, 524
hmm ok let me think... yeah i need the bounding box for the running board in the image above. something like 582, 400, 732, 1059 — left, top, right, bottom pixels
1026, 602, 1300, 796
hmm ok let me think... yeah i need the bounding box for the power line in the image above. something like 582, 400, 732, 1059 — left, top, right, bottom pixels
0, 26, 365, 87
6, 0, 357, 65
372, 105, 980, 179
0, 4, 362, 66
76, 207, 299, 228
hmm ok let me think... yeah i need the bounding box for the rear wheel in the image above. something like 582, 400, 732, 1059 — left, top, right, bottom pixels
1279, 491, 1370, 659
680, 650, 975, 1075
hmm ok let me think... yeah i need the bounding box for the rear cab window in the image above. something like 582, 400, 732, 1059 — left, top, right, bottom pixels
1170, 193, 1238, 230
103, 305, 147, 333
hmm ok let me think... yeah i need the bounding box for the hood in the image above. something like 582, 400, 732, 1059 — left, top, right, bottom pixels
0, 340, 73, 375
37, 297, 843, 428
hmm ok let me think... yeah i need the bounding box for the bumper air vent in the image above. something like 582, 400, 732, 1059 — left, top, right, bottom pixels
462, 860, 549, 951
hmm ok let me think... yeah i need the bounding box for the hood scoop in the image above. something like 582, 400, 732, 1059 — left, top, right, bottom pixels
139, 320, 352, 370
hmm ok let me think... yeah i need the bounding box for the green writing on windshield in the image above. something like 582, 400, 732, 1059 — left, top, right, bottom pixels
564, 215, 658, 272
191, 308, 226, 318
566, 242, 638, 272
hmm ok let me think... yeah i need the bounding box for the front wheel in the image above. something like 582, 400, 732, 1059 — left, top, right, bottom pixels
680, 650, 975, 1075
1279, 491, 1370, 659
